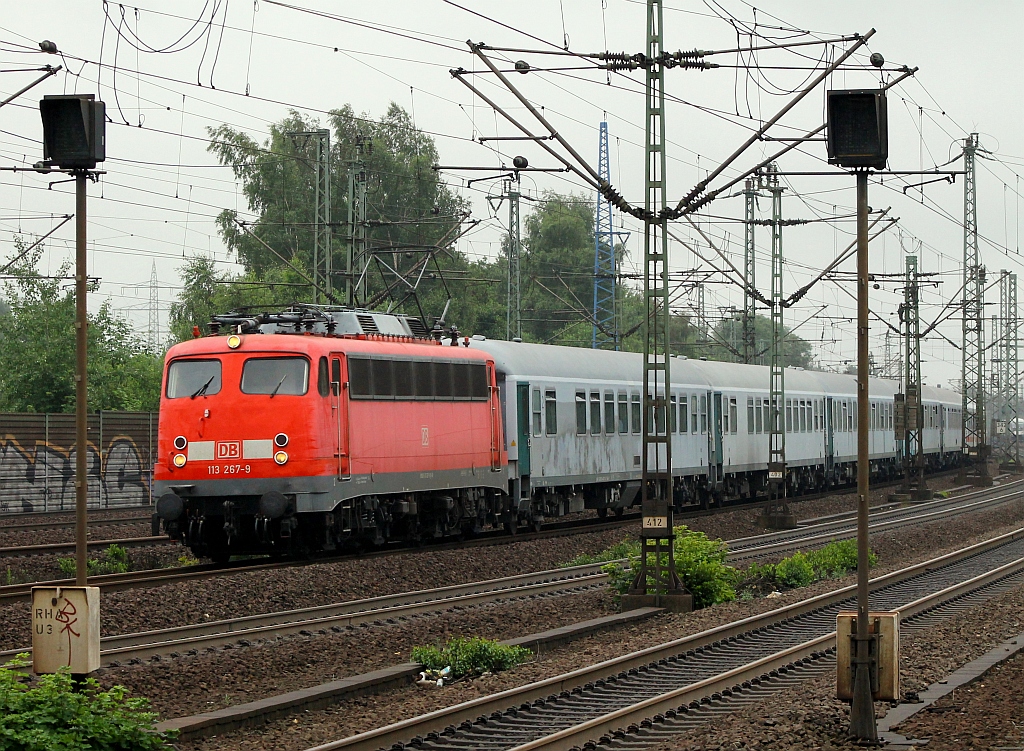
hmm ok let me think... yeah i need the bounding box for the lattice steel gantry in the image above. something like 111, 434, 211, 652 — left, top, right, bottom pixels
626, 0, 689, 610
506, 177, 522, 342
289, 129, 332, 304
900, 255, 928, 499
961, 132, 992, 484
742, 178, 758, 364
996, 270, 1020, 470
593, 121, 618, 349
759, 162, 795, 528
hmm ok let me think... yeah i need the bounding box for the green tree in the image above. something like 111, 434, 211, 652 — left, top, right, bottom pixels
710, 313, 815, 368
0, 242, 162, 413
203, 105, 470, 326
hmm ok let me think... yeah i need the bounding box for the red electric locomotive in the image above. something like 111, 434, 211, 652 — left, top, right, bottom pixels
153, 307, 509, 560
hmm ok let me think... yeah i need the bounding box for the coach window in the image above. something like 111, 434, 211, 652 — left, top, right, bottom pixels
166, 358, 222, 399
654, 395, 666, 434
763, 399, 771, 434
722, 399, 730, 434
785, 399, 792, 433
699, 395, 707, 434
691, 394, 698, 434
631, 392, 642, 434
532, 388, 542, 437
755, 398, 763, 434
729, 397, 738, 435
241, 357, 309, 396
317, 357, 330, 397
669, 395, 677, 433
680, 394, 688, 433
812, 400, 818, 431
605, 391, 616, 435
575, 391, 587, 435
545, 389, 557, 435
590, 391, 602, 435
747, 397, 755, 434
618, 392, 629, 434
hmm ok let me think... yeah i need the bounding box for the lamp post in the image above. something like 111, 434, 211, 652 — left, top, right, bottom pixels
39, 93, 105, 586
826, 86, 889, 743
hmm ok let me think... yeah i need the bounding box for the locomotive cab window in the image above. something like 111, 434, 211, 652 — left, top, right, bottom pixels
318, 357, 330, 397
166, 358, 222, 399
241, 357, 309, 396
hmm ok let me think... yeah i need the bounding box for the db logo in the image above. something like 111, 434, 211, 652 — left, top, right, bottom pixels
216, 441, 241, 459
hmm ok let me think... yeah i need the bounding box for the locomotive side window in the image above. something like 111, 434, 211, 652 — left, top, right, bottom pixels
393, 360, 414, 398
240, 357, 308, 396
318, 357, 330, 397
167, 359, 222, 399
545, 389, 557, 435
470, 364, 489, 398
576, 391, 587, 435
434, 362, 454, 398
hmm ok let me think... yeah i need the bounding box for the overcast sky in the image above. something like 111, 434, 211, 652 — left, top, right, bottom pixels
2, 1, 1023, 389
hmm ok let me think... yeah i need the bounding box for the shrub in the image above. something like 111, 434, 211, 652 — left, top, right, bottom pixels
602, 526, 737, 609
773, 551, 814, 588
58, 544, 132, 578
0, 655, 175, 750
806, 539, 873, 579
411, 637, 531, 678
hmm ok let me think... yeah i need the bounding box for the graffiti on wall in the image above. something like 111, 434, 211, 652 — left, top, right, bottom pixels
0, 435, 150, 513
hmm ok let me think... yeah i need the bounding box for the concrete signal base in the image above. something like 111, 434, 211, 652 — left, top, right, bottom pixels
757, 511, 798, 530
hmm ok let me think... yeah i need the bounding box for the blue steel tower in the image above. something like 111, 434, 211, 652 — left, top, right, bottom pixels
593, 121, 618, 349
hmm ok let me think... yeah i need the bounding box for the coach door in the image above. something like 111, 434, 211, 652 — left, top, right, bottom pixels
710, 391, 723, 485
824, 396, 835, 476
330, 354, 351, 480
516, 381, 531, 498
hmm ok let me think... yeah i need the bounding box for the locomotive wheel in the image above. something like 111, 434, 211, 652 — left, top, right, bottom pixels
504, 519, 518, 535
210, 550, 231, 565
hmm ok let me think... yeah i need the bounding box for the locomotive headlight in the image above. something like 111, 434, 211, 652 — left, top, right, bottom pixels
173, 435, 188, 450
173, 453, 187, 468
274, 450, 288, 465
226, 334, 242, 349
274, 432, 289, 447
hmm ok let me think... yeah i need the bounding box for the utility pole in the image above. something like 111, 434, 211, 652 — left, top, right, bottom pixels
626, 0, 690, 612
287, 129, 332, 304
760, 162, 795, 528
346, 135, 369, 307
997, 270, 1019, 470
147, 260, 159, 351
962, 133, 992, 484
742, 178, 758, 363
506, 175, 522, 341
900, 255, 928, 499
593, 121, 618, 349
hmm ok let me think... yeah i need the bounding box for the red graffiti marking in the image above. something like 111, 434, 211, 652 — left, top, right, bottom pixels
55, 598, 79, 666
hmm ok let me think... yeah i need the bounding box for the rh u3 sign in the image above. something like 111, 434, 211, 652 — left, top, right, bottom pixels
31, 587, 100, 674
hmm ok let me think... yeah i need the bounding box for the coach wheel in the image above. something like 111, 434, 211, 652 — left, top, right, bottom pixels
531, 518, 543, 533
597, 508, 609, 519
504, 519, 518, 535
614, 507, 625, 517
210, 549, 231, 565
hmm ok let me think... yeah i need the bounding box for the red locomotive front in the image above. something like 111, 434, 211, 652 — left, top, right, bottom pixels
153, 308, 509, 560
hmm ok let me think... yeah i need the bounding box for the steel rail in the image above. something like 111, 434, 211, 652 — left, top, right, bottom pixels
0, 563, 611, 664
305, 526, 1024, 751
0, 535, 171, 558
507, 554, 1024, 751
0, 504, 154, 523
0, 515, 151, 533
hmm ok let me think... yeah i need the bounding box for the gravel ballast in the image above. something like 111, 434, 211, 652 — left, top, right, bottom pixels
163, 500, 1024, 751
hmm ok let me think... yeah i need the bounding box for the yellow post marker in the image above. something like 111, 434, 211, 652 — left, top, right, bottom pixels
31, 587, 100, 675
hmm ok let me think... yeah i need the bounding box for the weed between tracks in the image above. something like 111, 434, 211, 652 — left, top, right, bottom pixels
564, 527, 875, 608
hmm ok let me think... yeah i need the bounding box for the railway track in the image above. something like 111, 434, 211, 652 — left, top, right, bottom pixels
0, 562, 610, 665
0, 504, 153, 525
0, 478, 1017, 606
0, 514, 152, 534
0, 535, 172, 559
2, 480, 1020, 666
305, 527, 1024, 751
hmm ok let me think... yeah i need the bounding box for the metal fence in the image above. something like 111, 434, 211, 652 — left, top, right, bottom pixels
0, 412, 157, 513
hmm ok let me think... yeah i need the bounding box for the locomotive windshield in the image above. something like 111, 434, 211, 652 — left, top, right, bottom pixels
166, 359, 222, 399
241, 357, 309, 396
